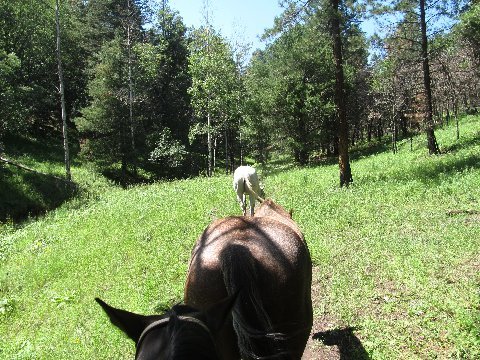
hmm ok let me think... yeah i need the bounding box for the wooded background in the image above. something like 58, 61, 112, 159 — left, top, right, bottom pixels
1, 0, 479, 186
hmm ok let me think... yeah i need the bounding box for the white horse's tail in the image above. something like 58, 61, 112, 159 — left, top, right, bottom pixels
243, 178, 264, 203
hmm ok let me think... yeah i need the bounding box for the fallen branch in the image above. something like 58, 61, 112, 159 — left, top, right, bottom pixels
0, 156, 75, 186
446, 209, 480, 216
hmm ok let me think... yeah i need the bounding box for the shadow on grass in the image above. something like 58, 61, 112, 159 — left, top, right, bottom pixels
154, 297, 183, 314
0, 165, 77, 223
313, 327, 369, 360
350, 140, 393, 160
414, 152, 480, 180
308, 137, 401, 170
308, 154, 338, 168
259, 156, 299, 177
356, 128, 480, 186
442, 131, 480, 154
359, 151, 480, 187
101, 165, 194, 187
3, 132, 80, 165
100, 152, 207, 187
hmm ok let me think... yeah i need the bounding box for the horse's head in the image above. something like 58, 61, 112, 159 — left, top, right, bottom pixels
255, 199, 291, 219
95, 293, 237, 359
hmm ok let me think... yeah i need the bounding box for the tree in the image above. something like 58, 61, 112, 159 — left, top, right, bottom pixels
456, 0, 480, 60
76, 37, 134, 185
369, 15, 423, 151
1, 0, 92, 161
75, 0, 146, 185
0, 0, 57, 135
0, 51, 27, 140
188, 26, 242, 176
371, 0, 469, 154
418, 0, 440, 154
80, 0, 145, 56
55, 0, 71, 181
134, 3, 192, 175
243, 50, 277, 164
126, 0, 136, 172
452, 1, 480, 118
245, 17, 337, 165
258, 0, 362, 183
151, 2, 191, 142
329, 0, 353, 185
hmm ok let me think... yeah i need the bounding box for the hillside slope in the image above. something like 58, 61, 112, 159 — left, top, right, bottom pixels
1, 115, 479, 358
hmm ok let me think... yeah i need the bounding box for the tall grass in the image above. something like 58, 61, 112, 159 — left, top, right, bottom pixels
1, 115, 479, 358
267, 116, 479, 358
0, 134, 114, 224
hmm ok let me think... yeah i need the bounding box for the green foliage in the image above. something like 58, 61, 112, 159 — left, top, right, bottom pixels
245, 1, 370, 165
457, 2, 480, 58
2, 0, 478, 188
0, 0, 57, 135
76, 3, 194, 181
188, 26, 243, 135
0, 50, 29, 137
75, 37, 130, 167
148, 128, 187, 168
246, 16, 338, 164
134, 42, 167, 81
186, 26, 244, 174
81, 0, 145, 55
134, 5, 192, 164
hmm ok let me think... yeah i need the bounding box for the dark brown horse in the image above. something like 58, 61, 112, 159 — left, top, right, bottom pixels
184, 199, 313, 359
95, 295, 237, 359
96, 199, 312, 359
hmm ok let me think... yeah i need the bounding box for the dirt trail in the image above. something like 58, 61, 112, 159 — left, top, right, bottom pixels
301, 267, 368, 360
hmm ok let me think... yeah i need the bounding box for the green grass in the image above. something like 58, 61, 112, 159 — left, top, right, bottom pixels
1, 115, 479, 358
0, 134, 114, 223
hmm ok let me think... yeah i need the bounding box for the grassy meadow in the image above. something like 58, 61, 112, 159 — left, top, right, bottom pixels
1, 115, 479, 359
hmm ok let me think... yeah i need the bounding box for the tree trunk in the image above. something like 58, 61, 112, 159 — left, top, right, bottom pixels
127, 0, 136, 175
225, 129, 229, 174
330, 0, 352, 186
55, 0, 71, 181
454, 100, 459, 140
230, 145, 235, 174
213, 136, 217, 174
392, 117, 397, 154
206, 21, 213, 177
207, 113, 212, 176
121, 153, 127, 187
419, 0, 440, 155
238, 118, 243, 166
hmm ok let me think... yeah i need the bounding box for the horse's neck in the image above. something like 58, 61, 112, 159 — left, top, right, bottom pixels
258, 213, 304, 240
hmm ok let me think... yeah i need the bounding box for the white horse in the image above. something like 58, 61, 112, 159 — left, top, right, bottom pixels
233, 166, 264, 216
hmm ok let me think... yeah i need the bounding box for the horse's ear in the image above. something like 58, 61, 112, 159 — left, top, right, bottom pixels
203, 291, 239, 334
95, 298, 152, 343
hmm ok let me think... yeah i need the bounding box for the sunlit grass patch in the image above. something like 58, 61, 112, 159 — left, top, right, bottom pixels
0, 115, 479, 358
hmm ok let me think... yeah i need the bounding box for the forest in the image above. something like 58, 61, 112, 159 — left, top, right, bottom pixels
1, 0, 479, 188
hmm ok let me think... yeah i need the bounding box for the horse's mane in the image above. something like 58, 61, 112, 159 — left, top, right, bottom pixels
220, 244, 292, 360
167, 305, 220, 360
